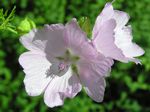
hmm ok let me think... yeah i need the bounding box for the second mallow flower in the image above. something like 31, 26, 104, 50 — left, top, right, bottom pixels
92, 3, 144, 64
19, 19, 113, 107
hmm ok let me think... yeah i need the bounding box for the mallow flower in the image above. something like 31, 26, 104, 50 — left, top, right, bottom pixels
19, 19, 113, 107
92, 3, 144, 63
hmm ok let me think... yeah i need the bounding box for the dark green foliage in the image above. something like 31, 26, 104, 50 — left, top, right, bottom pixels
0, 0, 150, 112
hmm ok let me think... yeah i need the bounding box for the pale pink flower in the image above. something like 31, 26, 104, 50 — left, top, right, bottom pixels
19, 19, 113, 107
92, 3, 144, 64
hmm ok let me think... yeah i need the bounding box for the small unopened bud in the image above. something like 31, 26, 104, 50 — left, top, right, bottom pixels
17, 17, 36, 35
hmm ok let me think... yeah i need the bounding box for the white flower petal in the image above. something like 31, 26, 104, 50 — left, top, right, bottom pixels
93, 19, 129, 62
19, 51, 52, 96
44, 68, 81, 108
20, 29, 41, 51
113, 10, 130, 30
115, 26, 145, 58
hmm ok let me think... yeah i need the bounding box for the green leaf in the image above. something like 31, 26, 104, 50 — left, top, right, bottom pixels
0, 6, 17, 33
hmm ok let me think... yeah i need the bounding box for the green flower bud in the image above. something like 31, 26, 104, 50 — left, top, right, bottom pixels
17, 17, 36, 35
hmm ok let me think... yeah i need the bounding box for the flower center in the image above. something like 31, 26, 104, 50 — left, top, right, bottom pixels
47, 50, 80, 77
47, 62, 69, 77
58, 62, 68, 71
56, 50, 80, 63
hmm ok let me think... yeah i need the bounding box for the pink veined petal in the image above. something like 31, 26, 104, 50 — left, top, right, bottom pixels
78, 42, 99, 60
64, 18, 88, 49
77, 53, 113, 102
92, 2, 130, 38
93, 19, 129, 62
78, 60, 107, 102
20, 24, 66, 58
91, 54, 114, 77
92, 3, 114, 38
78, 53, 114, 78
19, 51, 52, 96
44, 68, 82, 108
64, 18, 97, 59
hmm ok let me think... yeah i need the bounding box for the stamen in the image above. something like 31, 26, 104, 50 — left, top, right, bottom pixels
59, 62, 67, 71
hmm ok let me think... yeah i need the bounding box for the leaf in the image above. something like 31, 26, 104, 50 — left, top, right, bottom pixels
0, 6, 17, 33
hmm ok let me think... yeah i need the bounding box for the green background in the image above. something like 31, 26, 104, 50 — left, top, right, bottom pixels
0, 0, 150, 112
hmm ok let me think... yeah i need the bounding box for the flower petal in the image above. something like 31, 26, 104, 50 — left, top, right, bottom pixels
92, 54, 114, 77
19, 51, 52, 96
20, 29, 41, 51
64, 18, 97, 59
64, 18, 88, 49
20, 24, 66, 58
115, 26, 145, 58
113, 10, 130, 30
92, 3, 114, 38
92, 3, 129, 38
93, 19, 128, 62
92, 3, 144, 63
44, 68, 81, 108
78, 60, 107, 102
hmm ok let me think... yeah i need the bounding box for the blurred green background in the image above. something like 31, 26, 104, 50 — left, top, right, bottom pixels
0, 0, 150, 112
